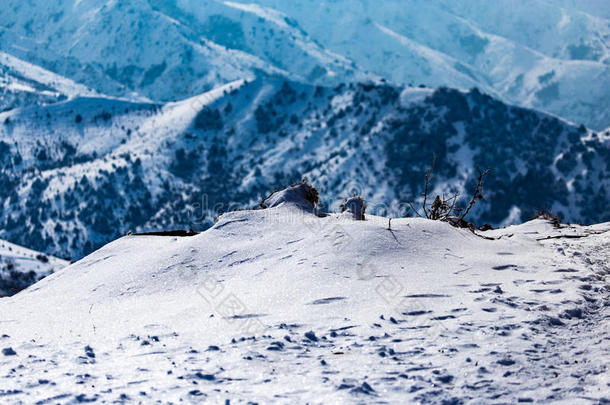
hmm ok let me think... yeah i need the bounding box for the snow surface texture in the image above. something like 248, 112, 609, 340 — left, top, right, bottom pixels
0, 196, 608, 403
0, 0, 607, 129
1, 78, 608, 260
0, 239, 68, 297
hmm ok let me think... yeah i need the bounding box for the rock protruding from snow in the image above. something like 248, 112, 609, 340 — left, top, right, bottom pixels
260, 182, 319, 212
341, 196, 366, 220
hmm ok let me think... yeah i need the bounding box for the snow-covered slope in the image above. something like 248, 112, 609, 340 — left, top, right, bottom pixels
0, 0, 370, 102
1, 78, 609, 260
0, 52, 99, 112
0, 190, 608, 403
252, 0, 610, 130
0, 238, 68, 297
0, 0, 607, 129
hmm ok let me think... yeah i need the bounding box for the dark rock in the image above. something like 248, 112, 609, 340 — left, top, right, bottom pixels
304, 331, 318, 342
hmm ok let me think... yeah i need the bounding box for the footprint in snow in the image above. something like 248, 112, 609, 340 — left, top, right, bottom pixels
304, 331, 318, 342
553, 268, 579, 273
492, 264, 518, 271
2, 347, 16, 356
497, 358, 516, 366
350, 382, 376, 396
402, 310, 433, 317
430, 315, 456, 321
229, 313, 266, 320
307, 297, 346, 305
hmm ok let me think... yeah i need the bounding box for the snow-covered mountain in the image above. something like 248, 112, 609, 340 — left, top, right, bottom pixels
0, 0, 607, 129
1, 2, 608, 400
0, 238, 68, 297
256, 0, 610, 130
1, 78, 609, 259
0, 52, 99, 112
0, 187, 608, 402
0, 0, 370, 101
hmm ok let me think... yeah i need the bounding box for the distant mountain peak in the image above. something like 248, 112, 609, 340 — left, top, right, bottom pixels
0, 0, 606, 128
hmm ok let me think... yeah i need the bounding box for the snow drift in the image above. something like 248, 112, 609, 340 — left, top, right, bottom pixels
0, 187, 608, 403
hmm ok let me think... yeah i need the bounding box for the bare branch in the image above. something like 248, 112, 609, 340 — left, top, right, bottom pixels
459, 168, 490, 221
446, 192, 460, 218
421, 153, 436, 218
408, 201, 423, 218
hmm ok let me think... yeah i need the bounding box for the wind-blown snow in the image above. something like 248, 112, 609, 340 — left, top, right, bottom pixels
0, 201, 608, 403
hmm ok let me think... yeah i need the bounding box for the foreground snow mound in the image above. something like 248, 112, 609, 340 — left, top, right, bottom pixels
0, 209, 608, 403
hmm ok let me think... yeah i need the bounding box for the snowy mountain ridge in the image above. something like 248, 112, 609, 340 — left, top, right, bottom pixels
1, 77, 609, 260
0, 51, 99, 112
0, 0, 608, 128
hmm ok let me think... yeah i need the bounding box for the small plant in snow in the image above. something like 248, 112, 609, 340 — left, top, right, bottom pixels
532, 209, 562, 228
259, 178, 319, 211
409, 155, 490, 229
341, 195, 366, 220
